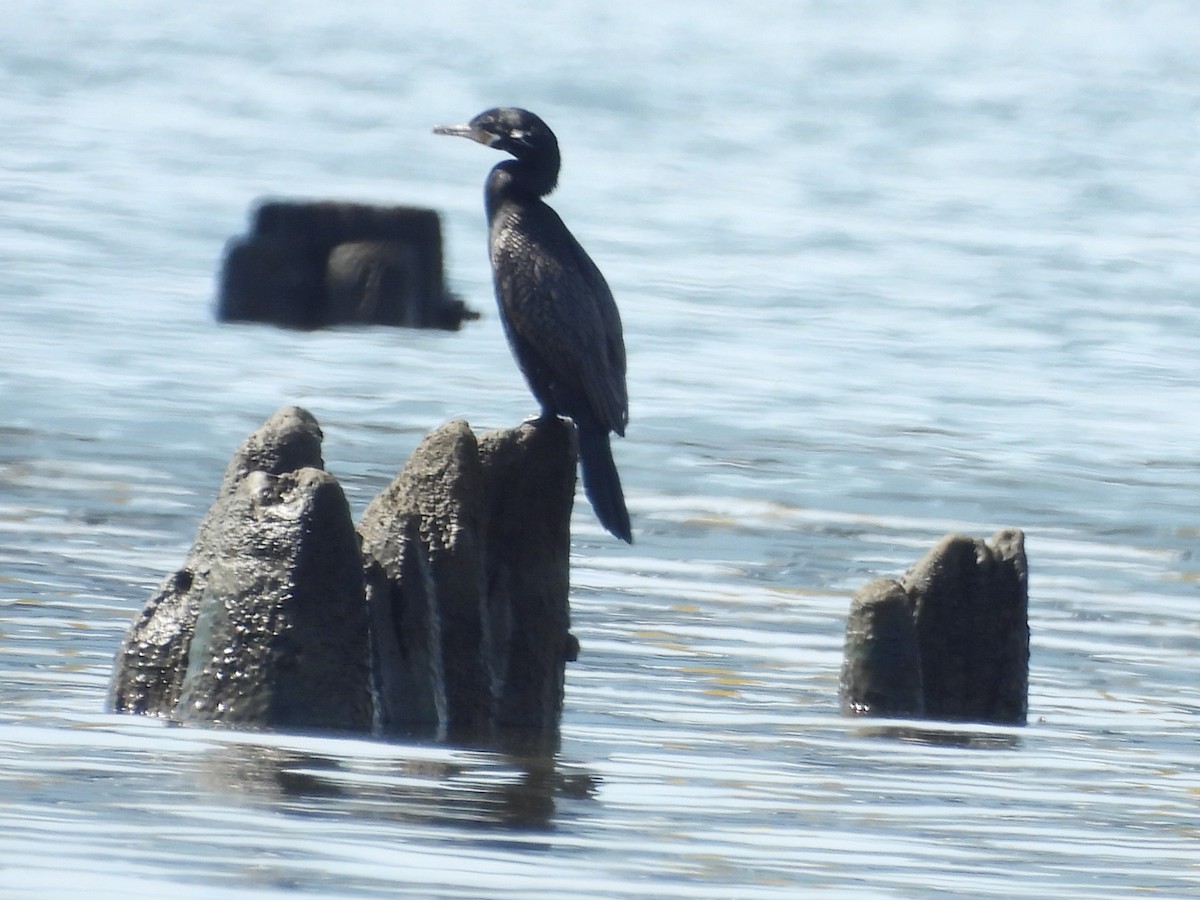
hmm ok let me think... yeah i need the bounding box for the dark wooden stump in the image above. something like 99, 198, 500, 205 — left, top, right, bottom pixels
108, 407, 372, 732
478, 420, 579, 729
839, 578, 924, 718
218, 198, 477, 330
110, 409, 580, 739
840, 528, 1029, 725
359, 417, 578, 738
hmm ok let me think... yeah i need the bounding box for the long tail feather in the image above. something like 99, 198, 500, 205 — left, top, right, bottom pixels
577, 423, 632, 543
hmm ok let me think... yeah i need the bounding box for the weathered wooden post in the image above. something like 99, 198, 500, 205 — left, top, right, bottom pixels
110, 407, 579, 741
840, 528, 1029, 725
359, 417, 578, 738
109, 407, 372, 731
218, 199, 477, 330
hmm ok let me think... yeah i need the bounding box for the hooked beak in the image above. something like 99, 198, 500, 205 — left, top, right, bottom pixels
432, 123, 497, 146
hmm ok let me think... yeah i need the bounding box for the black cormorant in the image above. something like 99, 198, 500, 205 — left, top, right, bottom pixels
434, 107, 632, 543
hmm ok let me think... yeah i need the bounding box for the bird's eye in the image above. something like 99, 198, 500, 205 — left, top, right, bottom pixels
510, 130, 528, 142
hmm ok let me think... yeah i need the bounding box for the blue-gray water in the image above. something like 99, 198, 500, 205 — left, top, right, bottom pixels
3, 1, 1199, 896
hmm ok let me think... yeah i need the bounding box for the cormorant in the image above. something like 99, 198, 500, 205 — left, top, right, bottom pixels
434, 107, 632, 543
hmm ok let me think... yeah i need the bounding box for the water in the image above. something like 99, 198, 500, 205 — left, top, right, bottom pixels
3, 1, 1199, 896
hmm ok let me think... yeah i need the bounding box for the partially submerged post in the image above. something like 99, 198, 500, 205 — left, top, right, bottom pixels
108, 407, 578, 740
218, 199, 478, 330
108, 407, 373, 731
840, 528, 1029, 726
360, 417, 578, 739
839, 578, 924, 719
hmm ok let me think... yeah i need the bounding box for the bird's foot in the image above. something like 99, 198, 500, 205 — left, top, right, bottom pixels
522, 410, 565, 426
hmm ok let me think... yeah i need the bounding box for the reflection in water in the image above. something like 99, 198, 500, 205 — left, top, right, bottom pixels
854, 723, 1023, 751
196, 728, 599, 833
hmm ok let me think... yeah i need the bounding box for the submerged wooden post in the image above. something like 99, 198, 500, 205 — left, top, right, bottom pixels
840, 528, 1029, 725
840, 578, 924, 718
359, 417, 578, 738
108, 407, 373, 731
218, 199, 478, 330
478, 421, 579, 729
108, 408, 577, 740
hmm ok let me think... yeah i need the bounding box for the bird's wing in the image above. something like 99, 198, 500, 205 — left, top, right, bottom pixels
492, 206, 628, 434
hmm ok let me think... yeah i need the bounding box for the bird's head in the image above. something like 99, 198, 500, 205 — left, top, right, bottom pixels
434, 107, 559, 167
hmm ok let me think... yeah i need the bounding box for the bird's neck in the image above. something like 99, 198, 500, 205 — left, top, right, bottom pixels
485, 158, 558, 217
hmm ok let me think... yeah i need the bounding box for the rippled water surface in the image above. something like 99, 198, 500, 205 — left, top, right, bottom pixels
3, 1, 1199, 896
